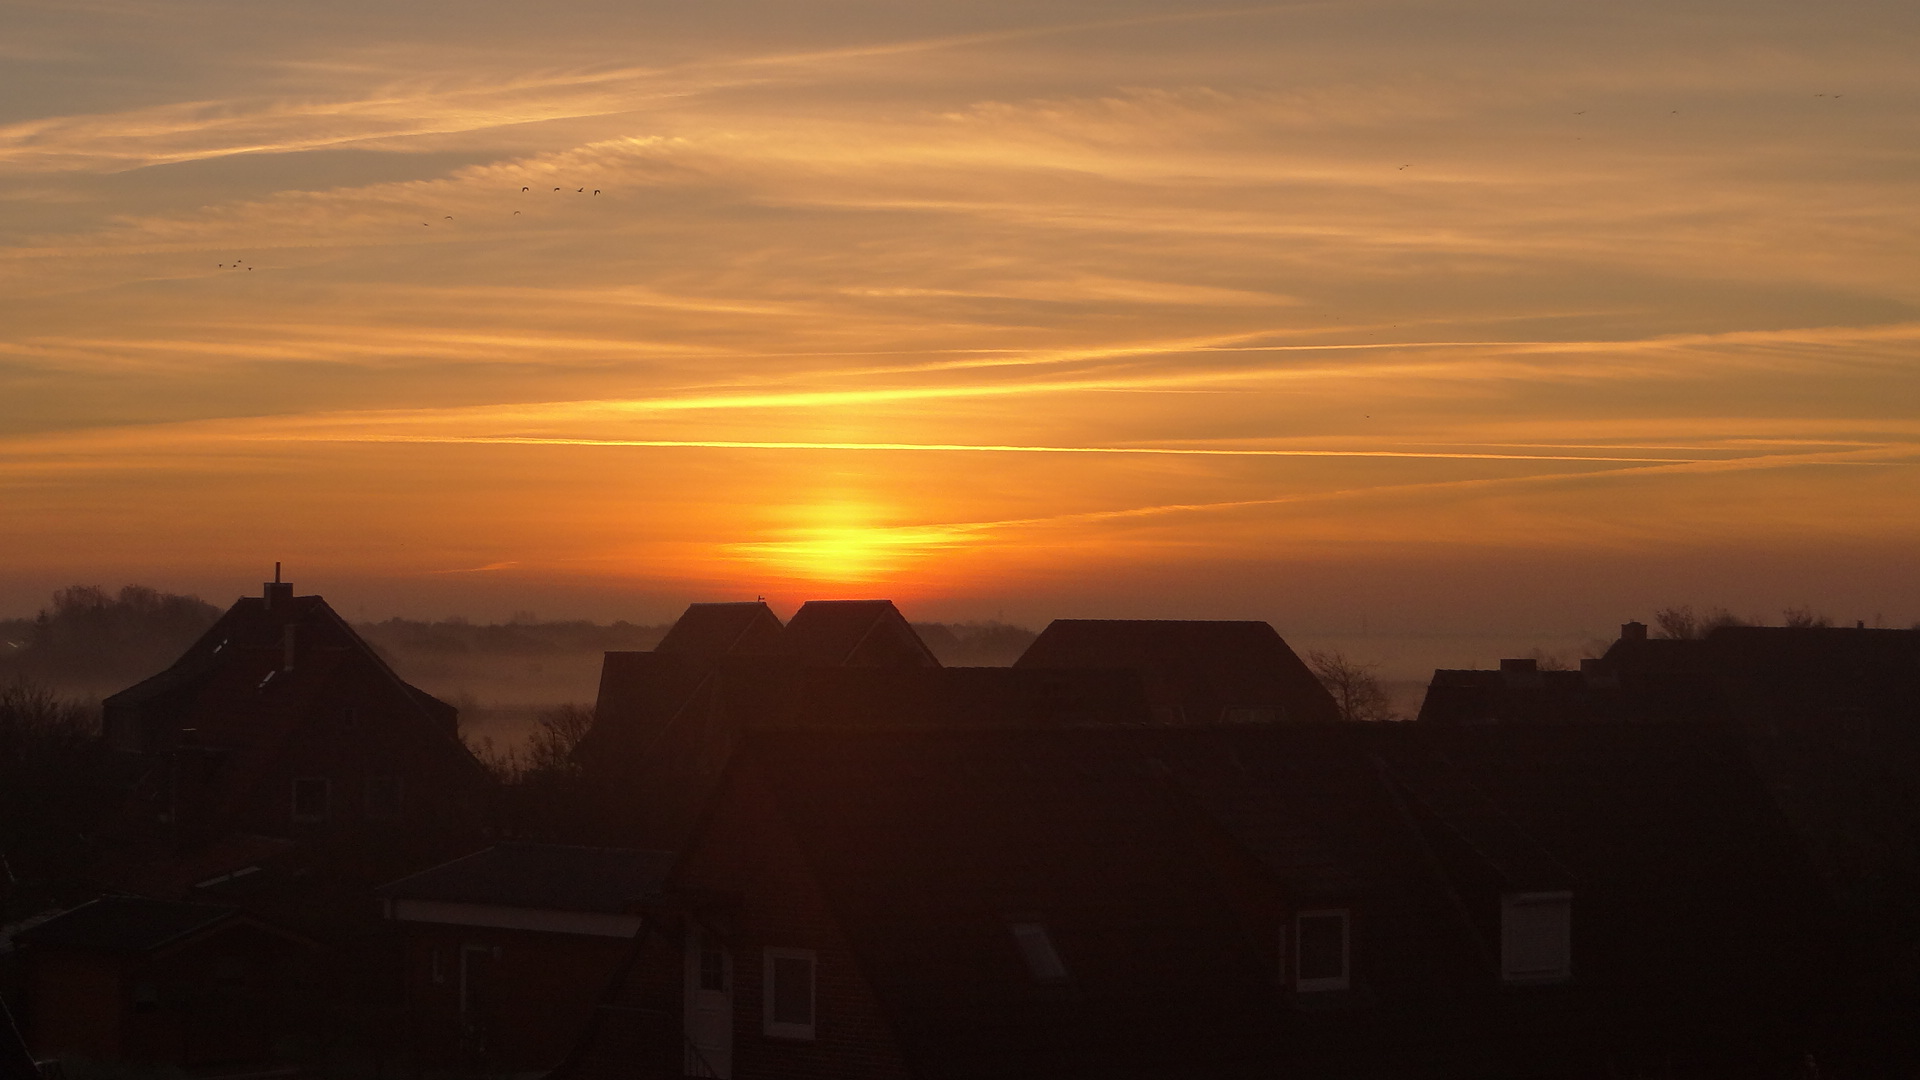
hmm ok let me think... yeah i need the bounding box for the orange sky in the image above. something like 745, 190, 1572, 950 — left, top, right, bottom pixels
3, 0, 1917, 662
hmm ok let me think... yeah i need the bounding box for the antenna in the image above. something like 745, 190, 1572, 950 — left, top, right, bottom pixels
275, 561, 282, 584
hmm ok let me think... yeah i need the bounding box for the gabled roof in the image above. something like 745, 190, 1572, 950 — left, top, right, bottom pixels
105, 589, 461, 738
15, 897, 239, 953
380, 844, 674, 914
776, 600, 939, 668
653, 602, 782, 660
1015, 619, 1339, 724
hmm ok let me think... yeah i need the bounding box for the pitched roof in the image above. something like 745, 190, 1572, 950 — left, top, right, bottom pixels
380, 844, 674, 914
1015, 619, 1340, 723
15, 897, 239, 953
652, 602, 782, 660
776, 600, 939, 668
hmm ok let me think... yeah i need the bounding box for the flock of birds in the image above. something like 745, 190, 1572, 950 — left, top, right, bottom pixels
210, 183, 610, 272
418, 184, 603, 227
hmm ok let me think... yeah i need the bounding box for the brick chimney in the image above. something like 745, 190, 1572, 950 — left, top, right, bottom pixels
1499, 657, 1543, 687
264, 562, 292, 611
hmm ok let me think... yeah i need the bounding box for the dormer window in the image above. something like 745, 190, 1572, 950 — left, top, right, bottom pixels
1501, 892, 1572, 984
1293, 909, 1350, 992
762, 947, 816, 1040
1010, 922, 1069, 983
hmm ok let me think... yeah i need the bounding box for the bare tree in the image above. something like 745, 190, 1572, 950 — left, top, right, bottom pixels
526, 703, 594, 775
1653, 605, 1747, 640
1781, 607, 1832, 629
1306, 649, 1397, 722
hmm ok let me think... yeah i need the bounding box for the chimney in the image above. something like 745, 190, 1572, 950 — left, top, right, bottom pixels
1620, 621, 1647, 643
1499, 657, 1542, 687
264, 562, 293, 611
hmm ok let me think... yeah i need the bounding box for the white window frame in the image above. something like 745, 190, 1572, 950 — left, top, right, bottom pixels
1500, 891, 1572, 985
762, 947, 817, 1040
1293, 909, 1351, 992
291, 777, 330, 822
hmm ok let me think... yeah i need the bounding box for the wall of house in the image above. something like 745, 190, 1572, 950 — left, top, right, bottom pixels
27, 926, 309, 1068
222, 661, 483, 867
670, 763, 914, 1080
399, 922, 629, 1070
24, 950, 120, 1060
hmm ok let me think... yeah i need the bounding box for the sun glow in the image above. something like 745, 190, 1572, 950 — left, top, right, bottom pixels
725, 507, 980, 585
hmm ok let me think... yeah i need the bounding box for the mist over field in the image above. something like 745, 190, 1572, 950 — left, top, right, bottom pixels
0, 585, 1043, 751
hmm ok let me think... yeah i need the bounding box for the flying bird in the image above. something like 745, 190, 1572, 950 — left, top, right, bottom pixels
445, 215, 453, 220
522, 186, 530, 192
554, 187, 561, 191
513, 210, 521, 215
577, 187, 584, 193
593, 189, 601, 195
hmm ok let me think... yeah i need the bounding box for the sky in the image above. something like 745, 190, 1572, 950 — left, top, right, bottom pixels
3, 0, 1918, 666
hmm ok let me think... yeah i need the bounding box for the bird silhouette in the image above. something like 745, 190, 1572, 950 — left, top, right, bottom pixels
513, 210, 521, 215
522, 186, 530, 192
553, 187, 561, 192
444, 215, 453, 220
576, 187, 584, 193
593, 189, 601, 195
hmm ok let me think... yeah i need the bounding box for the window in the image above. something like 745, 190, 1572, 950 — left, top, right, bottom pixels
1501, 892, 1572, 984
762, 948, 816, 1040
1293, 909, 1350, 992
291, 777, 329, 822
1009, 922, 1069, 983
365, 775, 404, 821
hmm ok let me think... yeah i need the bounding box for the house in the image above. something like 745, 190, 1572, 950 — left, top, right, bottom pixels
14, 896, 317, 1069
551, 723, 1864, 1079
378, 844, 674, 1070
1414, 651, 1726, 726
1013, 619, 1341, 724
98, 575, 488, 876
1417, 621, 1920, 1004
577, 600, 954, 848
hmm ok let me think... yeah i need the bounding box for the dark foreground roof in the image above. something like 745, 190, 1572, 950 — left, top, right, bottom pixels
16, 897, 238, 953
1016, 619, 1340, 723
652, 602, 782, 660
776, 600, 939, 667
381, 844, 674, 913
